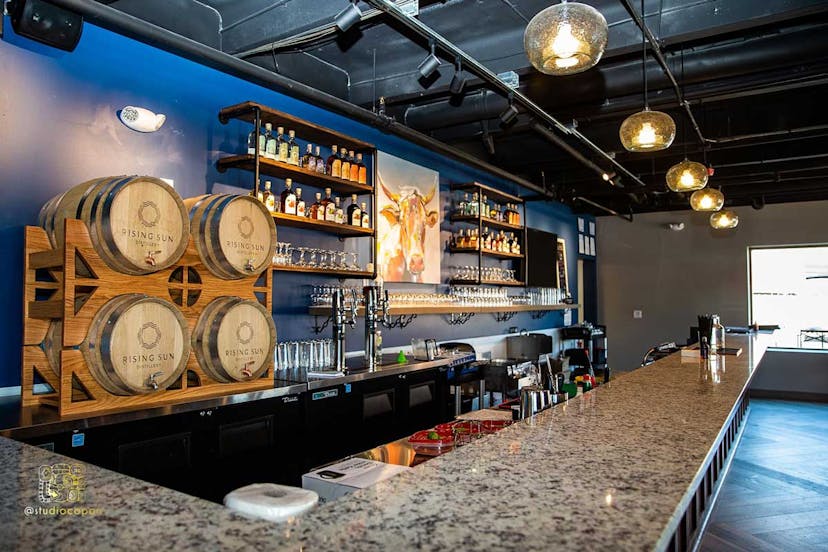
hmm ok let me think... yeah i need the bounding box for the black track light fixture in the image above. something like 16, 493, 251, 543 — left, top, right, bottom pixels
417, 41, 441, 79
449, 57, 467, 95
334, 0, 362, 33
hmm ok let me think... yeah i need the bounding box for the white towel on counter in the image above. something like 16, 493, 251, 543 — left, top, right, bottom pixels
223, 483, 318, 522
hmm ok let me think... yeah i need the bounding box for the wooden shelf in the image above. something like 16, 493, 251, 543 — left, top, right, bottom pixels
451, 182, 524, 204
449, 278, 526, 287
272, 265, 373, 279
448, 246, 524, 260
217, 155, 373, 195
308, 303, 578, 316
219, 101, 374, 152
272, 212, 374, 237
449, 214, 524, 231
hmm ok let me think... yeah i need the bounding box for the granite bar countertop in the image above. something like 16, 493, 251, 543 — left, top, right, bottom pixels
0, 334, 768, 551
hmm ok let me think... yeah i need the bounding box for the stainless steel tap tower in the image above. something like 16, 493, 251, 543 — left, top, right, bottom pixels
363, 285, 389, 371
331, 288, 358, 372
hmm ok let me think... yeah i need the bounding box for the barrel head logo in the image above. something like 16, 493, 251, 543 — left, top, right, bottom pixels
137, 322, 162, 349
38, 463, 85, 504
236, 321, 254, 344
237, 216, 254, 239
138, 201, 161, 228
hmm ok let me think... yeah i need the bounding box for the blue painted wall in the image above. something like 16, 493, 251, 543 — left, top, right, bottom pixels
0, 18, 590, 388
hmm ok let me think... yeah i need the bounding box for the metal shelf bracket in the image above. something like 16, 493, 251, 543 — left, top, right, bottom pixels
447, 312, 475, 325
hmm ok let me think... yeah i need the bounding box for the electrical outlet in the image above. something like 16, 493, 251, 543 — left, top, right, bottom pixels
633, 310, 643, 319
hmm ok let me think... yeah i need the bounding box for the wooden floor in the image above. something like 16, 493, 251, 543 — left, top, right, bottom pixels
700, 399, 828, 552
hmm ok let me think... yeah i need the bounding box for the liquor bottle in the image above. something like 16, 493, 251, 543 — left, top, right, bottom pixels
457, 193, 467, 216
481, 194, 488, 218
296, 187, 306, 217
360, 202, 370, 228
349, 151, 360, 182
327, 145, 342, 178
449, 231, 457, 248
310, 192, 324, 221
470, 192, 479, 216
280, 179, 297, 215
347, 194, 361, 226
248, 125, 265, 155
482, 227, 492, 250
252, 179, 263, 202
264, 123, 277, 160
277, 126, 288, 162
301, 144, 315, 171
489, 202, 498, 220
341, 151, 351, 181
314, 146, 326, 174
469, 228, 479, 250
513, 205, 521, 226
456, 229, 466, 248
323, 188, 336, 221
288, 130, 300, 165
356, 153, 367, 184
262, 181, 276, 213
335, 197, 344, 224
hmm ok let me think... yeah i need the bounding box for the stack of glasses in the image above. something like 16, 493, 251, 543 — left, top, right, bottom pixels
275, 338, 335, 379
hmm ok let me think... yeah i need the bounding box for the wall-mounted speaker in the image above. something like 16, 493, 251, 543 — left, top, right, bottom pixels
9, 0, 83, 52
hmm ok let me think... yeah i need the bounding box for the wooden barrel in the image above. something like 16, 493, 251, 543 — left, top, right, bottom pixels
39, 176, 189, 275
192, 296, 276, 382
184, 194, 276, 279
82, 294, 190, 395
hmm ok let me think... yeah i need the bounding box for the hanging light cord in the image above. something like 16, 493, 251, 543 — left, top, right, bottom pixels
641, 0, 648, 109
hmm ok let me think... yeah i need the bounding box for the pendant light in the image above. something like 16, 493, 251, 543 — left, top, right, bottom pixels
619, 0, 675, 152
665, 51, 706, 191
524, 1, 608, 76
710, 210, 739, 229
690, 187, 724, 212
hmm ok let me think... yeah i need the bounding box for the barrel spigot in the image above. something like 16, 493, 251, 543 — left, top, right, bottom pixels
146, 371, 164, 390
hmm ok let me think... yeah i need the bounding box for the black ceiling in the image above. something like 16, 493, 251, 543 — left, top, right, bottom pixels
97, 0, 828, 216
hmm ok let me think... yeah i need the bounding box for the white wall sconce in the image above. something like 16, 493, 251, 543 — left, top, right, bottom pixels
119, 106, 166, 132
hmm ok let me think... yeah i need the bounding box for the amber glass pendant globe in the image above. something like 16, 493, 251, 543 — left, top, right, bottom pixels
619, 108, 676, 152
524, 2, 608, 76
690, 188, 724, 212
710, 210, 739, 229
666, 159, 708, 192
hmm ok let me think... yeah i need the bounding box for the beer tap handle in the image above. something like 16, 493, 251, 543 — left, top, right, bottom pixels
381, 289, 391, 325
348, 288, 358, 327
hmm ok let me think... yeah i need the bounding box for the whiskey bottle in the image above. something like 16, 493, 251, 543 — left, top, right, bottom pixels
288, 130, 300, 165
469, 228, 479, 250
264, 123, 277, 160
347, 194, 361, 226
314, 146, 326, 174
356, 153, 367, 184
280, 179, 297, 215
301, 144, 315, 171
349, 151, 360, 182
248, 125, 265, 155
310, 192, 324, 221
277, 126, 288, 162
296, 187, 306, 217
323, 188, 336, 222
262, 181, 276, 213
341, 151, 351, 181
360, 202, 370, 228
335, 197, 344, 224
490, 202, 498, 221
327, 145, 342, 178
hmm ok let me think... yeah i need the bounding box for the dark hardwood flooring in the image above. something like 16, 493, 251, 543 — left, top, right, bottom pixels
700, 399, 828, 552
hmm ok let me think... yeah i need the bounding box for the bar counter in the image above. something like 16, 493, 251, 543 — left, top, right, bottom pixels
0, 334, 767, 550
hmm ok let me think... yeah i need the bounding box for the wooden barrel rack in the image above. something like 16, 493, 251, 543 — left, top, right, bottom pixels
21, 218, 274, 418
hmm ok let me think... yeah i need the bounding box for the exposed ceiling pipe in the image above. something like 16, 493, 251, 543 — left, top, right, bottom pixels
707, 124, 828, 144
573, 197, 634, 222
361, 0, 648, 188
619, 0, 707, 147
45, 0, 558, 202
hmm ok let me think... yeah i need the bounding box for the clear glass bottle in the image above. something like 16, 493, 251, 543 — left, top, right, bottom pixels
314, 146, 326, 174
327, 145, 341, 178
264, 123, 277, 160
288, 130, 299, 165
356, 153, 367, 184
262, 181, 275, 213
470, 192, 479, 216
301, 143, 315, 171
280, 179, 296, 215
360, 202, 370, 228
335, 197, 344, 224
323, 188, 336, 221
347, 194, 361, 226
276, 126, 288, 162
248, 125, 265, 155
457, 193, 467, 216
296, 187, 306, 217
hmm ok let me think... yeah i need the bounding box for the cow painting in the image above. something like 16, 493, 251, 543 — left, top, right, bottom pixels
375, 153, 441, 284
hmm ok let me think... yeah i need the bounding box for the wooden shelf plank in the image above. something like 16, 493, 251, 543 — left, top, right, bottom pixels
308, 303, 579, 316
448, 246, 524, 260
451, 182, 524, 204
449, 214, 524, 231
217, 155, 373, 195
218, 102, 374, 151
272, 212, 374, 237
272, 265, 373, 279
